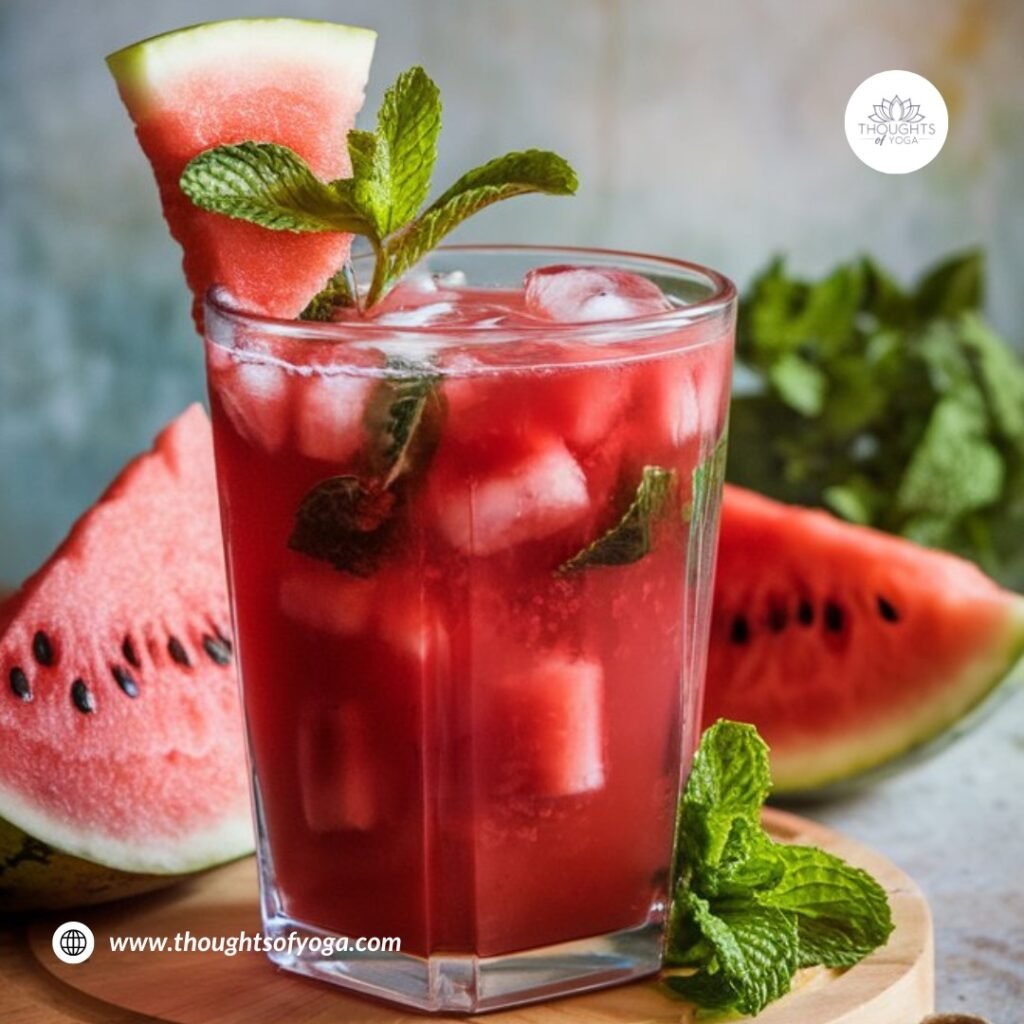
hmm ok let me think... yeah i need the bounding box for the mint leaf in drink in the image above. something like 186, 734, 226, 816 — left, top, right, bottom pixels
180, 142, 368, 233
299, 268, 357, 321
558, 466, 676, 574
180, 66, 577, 313
761, 845, 894, 968
375, 150, 578, 301
665, 894, 798, 1015
364, 361, 445, 486
288, 476, 396, 577
685, 433, 728, 524
665, 721, 894, 1014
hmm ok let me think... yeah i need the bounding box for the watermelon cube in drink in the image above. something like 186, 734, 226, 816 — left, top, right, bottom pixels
205, 248, 736, 1012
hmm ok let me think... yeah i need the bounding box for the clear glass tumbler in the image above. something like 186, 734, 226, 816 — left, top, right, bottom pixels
203, 246, 736, 1012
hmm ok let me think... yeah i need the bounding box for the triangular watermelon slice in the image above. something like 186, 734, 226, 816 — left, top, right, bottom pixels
0, 406, 251, 910
704, 486, 1024, 794
107, 18, 376, 329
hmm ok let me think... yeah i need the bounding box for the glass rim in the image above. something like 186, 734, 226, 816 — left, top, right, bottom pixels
204, 244, 737, 341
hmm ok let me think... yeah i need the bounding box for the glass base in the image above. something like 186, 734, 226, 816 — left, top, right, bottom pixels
263, 913, 663, 1014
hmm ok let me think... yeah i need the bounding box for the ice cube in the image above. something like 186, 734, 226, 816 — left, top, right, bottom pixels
524, 265, 673, 323
658, 366, 702, 446
214, 359, 291, 452
497, 654, 606, 796
299, 704, 377, 832
279, 565, 377, 635
433, 438, 590, 555
373, 301, 457, 327
294, 373, 371, 464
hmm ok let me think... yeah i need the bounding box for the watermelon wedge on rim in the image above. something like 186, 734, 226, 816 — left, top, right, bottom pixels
704, 486, 1024, 794
107, 18, 376, 329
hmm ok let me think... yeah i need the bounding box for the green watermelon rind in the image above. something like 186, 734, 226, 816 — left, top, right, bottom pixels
0, 816, 194, 912
771, 598, 1024, 797
0, 779, 254, 878
106, 18, 377, 107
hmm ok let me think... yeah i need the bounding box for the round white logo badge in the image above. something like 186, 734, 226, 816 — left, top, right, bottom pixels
52, 921, 96, 964
845, 70, 948, 174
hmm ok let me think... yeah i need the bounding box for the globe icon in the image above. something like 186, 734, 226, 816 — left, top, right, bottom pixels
59, 928, 88, 958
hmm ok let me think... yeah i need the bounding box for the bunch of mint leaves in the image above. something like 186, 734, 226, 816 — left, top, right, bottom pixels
666, 721, 893, 1015
179, 65, 577, 313
728, 250, 1024, 588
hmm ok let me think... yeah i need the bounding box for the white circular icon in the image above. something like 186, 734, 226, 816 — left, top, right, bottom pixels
52, 921, 95, 964
845, 70, 948, 174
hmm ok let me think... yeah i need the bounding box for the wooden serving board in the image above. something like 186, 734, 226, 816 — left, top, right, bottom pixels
4, 809, 932, 1023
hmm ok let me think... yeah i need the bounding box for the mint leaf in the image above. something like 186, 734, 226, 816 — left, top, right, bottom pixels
676, 720, 771, 873
761, 845, 894, 967
377, 150, 578, 299
703, 815, 784, 898
340, 67, 441, 238
299, 268, 357, 321
665, 895, 798, 1015
769, 352, 827, 416
558, 465, 676, 573
180, 142, 368, 233
896, 396, 1004, 520
685, 433, 728, 525
288, 476, 396, 577
364, 361, 445, 486
914, 249, 983, 320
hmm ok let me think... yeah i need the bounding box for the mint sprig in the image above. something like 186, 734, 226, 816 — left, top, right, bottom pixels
180, 65, 577, 312
665, 721, 894, 1015
558, 466, 677, 573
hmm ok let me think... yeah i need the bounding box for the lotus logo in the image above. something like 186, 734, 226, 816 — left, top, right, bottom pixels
858, 94, 935, 147
846, 71, 947, 173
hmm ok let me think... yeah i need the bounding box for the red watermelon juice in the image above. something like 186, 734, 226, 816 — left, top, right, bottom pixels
204, 248, 736, 1012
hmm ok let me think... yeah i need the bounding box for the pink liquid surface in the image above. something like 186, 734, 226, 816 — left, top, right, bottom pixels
207, 274, 732, 958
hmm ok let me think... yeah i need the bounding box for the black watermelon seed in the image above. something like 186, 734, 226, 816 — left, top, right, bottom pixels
767, 605, 788, 633
730, 615, 751, 645
112, 665, 139, 698
122, 636, 141, 668
9, 667, 31, 702
32, 631, 54, 666
214, 625, 233, 652
202, 634, 232, 666
71, 679, 95, 714
797, 600, 815, 627
168, 637, 191, 667
877, 596, 900, 623
824, 602, 845, 633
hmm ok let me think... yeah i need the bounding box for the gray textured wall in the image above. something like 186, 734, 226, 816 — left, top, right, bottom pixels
2, 0, 1023, 582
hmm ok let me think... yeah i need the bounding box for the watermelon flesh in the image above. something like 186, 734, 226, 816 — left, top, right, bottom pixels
0, 406, 252, 897
704, 485, 1024, 794
107, 19, 376, 329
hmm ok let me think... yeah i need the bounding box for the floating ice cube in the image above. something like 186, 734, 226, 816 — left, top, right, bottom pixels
498, 654, 606, 796
214, 360, 291, 452
294, 373, 371, 464
279, 565, 377, 635
524, 265, 673, 323
434, 438, 590, 555
299, 704, 377, 832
